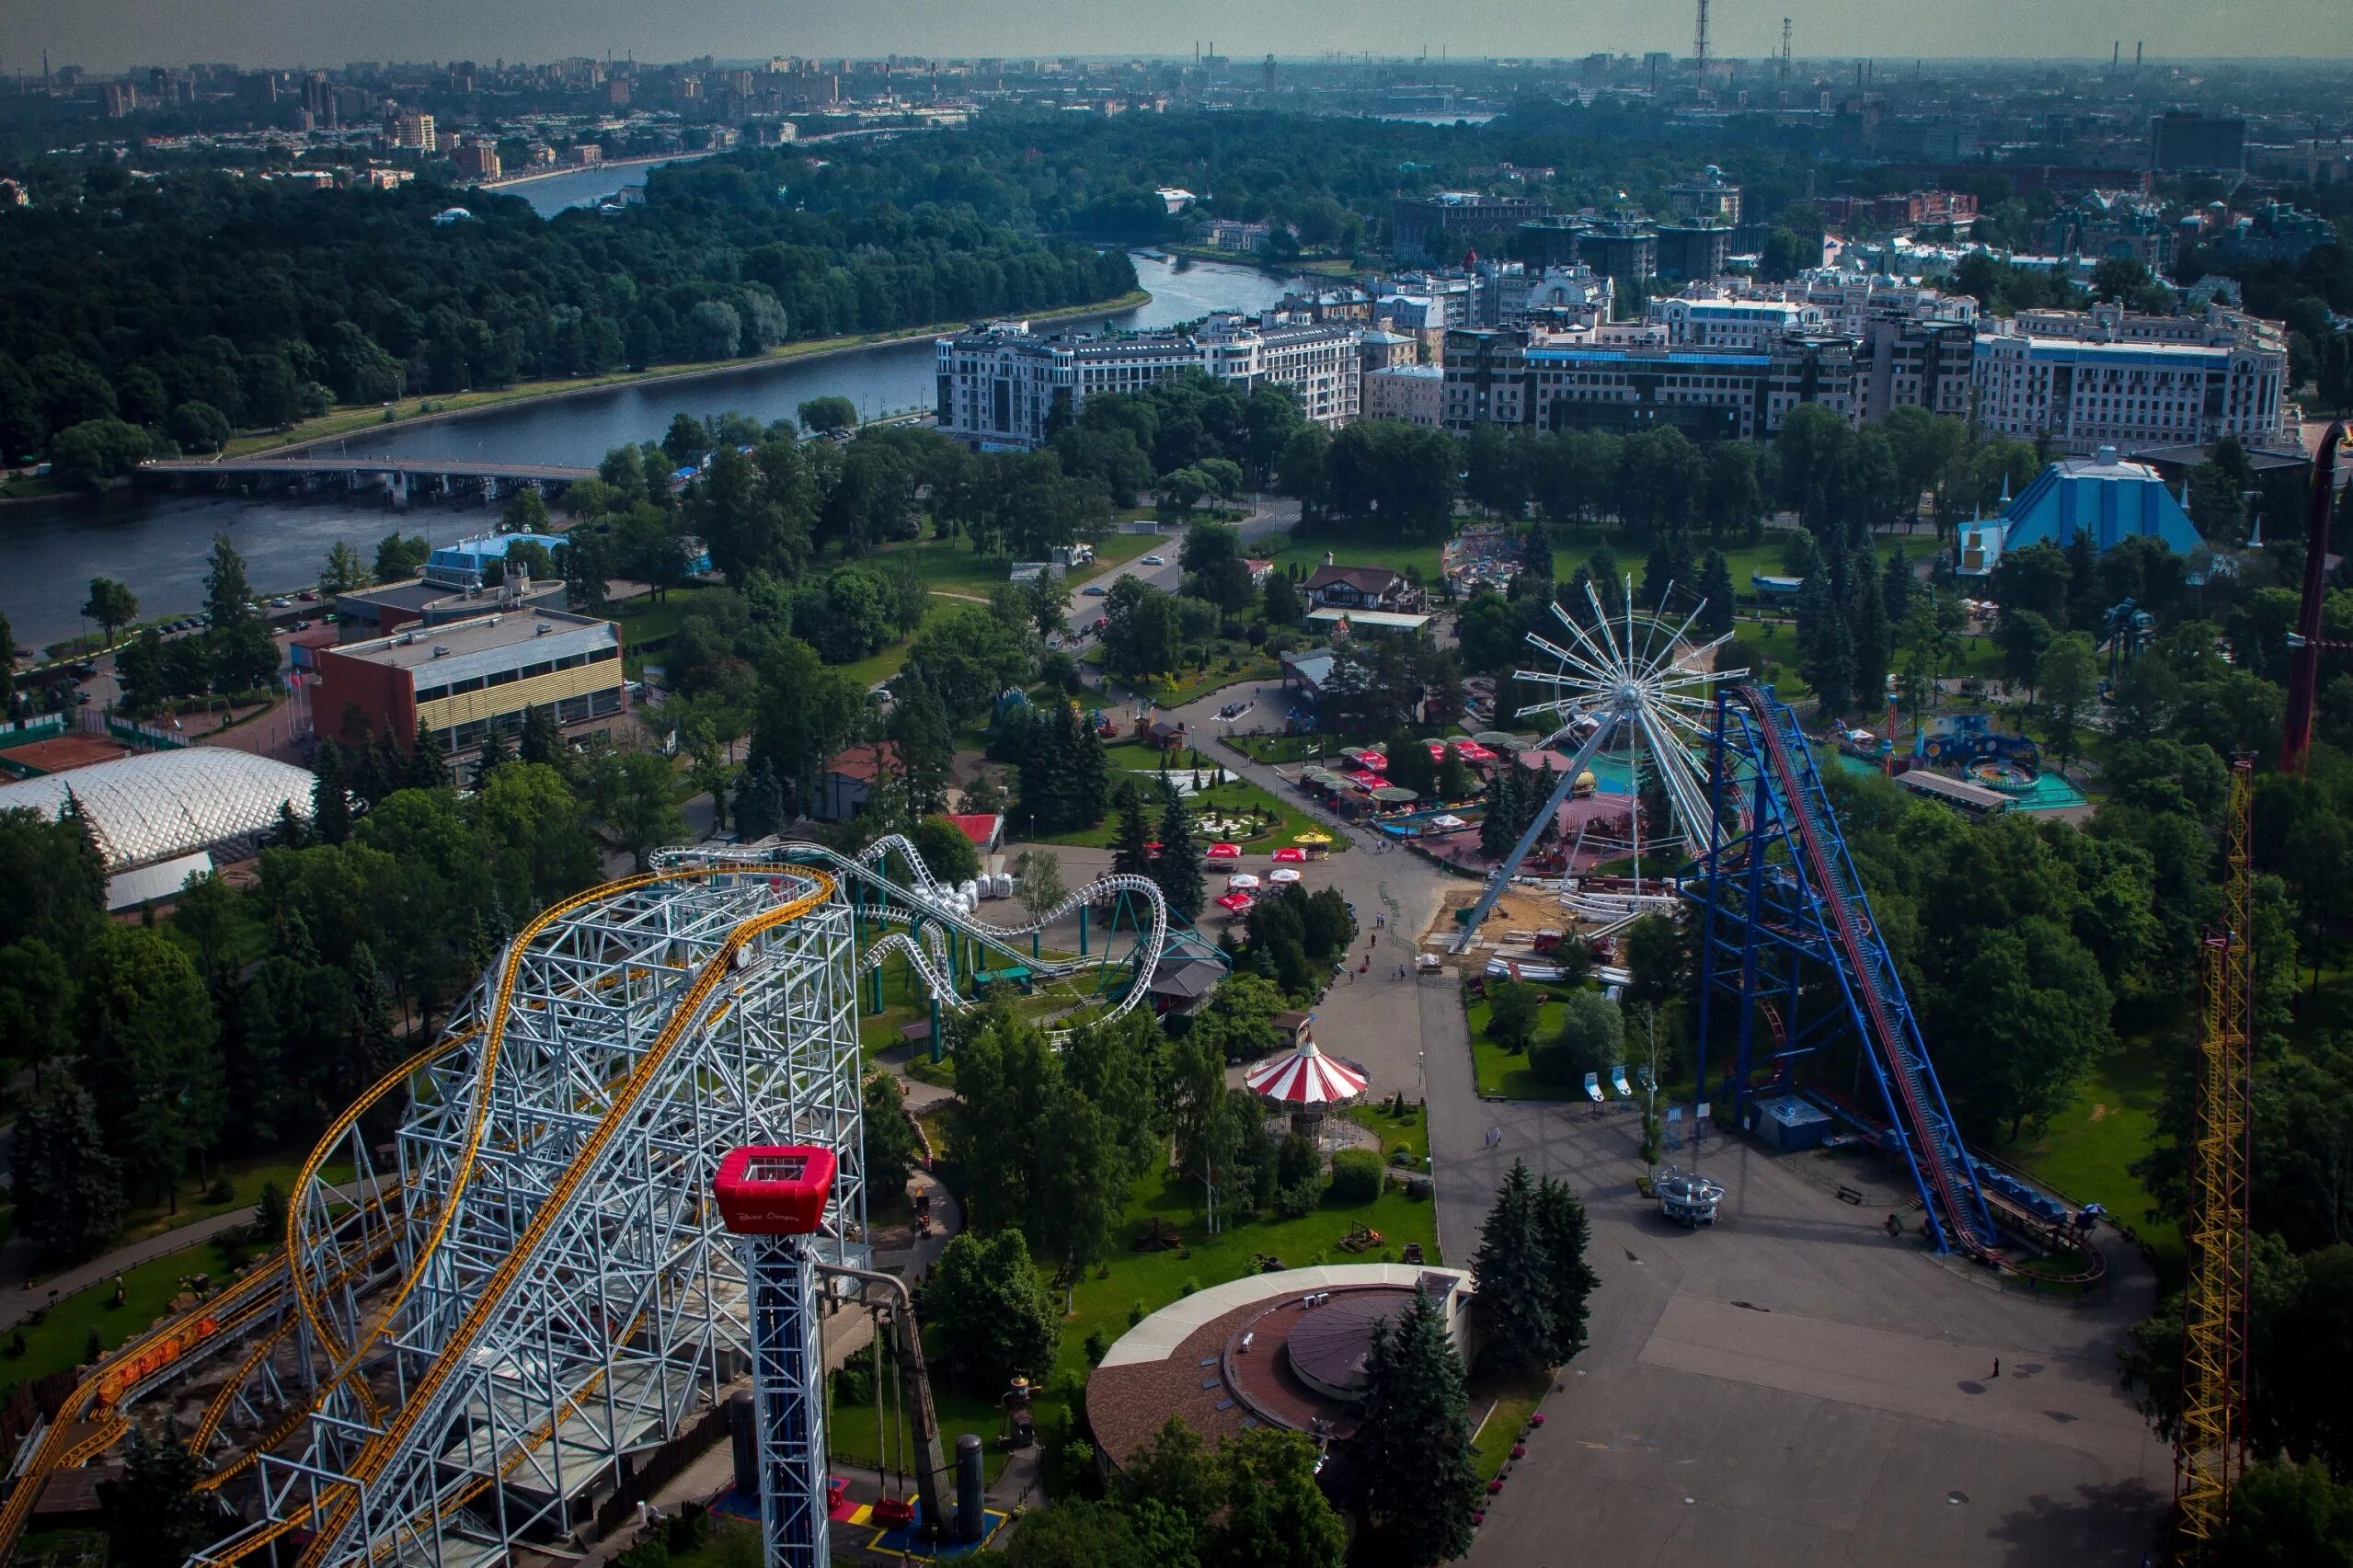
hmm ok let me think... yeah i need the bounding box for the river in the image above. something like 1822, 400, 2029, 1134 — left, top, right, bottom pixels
0, 255, 1298, 651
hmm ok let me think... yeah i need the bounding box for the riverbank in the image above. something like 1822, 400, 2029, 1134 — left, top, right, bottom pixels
227, 288, 1152, 462
475, 150, 706, 194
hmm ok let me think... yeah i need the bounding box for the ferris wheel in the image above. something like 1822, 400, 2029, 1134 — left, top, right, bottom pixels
1452, 575, 1744, 953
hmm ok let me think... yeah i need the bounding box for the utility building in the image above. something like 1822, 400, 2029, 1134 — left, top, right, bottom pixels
314, 608, 625, 756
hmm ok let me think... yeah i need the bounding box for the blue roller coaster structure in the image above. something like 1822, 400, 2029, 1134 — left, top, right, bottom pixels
1684, 684, 2000, 1257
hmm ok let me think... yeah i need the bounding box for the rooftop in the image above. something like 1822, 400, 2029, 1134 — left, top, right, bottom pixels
329, 609, 614, 670
0, 747, 316, 873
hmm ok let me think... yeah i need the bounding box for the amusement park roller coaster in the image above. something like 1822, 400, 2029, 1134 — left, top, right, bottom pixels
0, 838, 1171, 1568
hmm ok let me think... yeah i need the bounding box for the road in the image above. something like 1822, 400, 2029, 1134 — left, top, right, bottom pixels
1056, 495, 1301, 647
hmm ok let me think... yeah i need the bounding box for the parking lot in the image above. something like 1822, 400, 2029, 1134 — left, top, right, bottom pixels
1447, 1096, 2173, 1567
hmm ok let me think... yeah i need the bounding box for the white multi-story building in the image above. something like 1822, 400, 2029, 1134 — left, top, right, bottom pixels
1972, 300, 2290, 455
1648, 294, 1827, 350
1364, 364, 1445, 428
935, 314, 1361, 451
1440, 325, 1858, 441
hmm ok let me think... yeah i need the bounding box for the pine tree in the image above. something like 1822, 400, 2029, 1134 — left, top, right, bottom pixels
1808, 606, 1855, 716
9, 1070, 124, 1255
408, 721, 449, 790
1697, 548, 1737, 639
1521, 521, 1554, 583
271, 800, 310, 849
519, 704, 565, 770
1793, 569, 1831, 672
1640, 526, 1696, 610
1847, 565, 1891, 715
345, 943, 405, 1143
1110, 783, 1156, 880
100, 1415, 213, 1568
364, 729, 405, 805
1882, 544, 1914, 627
1479, 762, 1521, 862
471, 719, 513, 786
1071, 717, 1111, 830
1345, 1290, 1479, 1566
1153, 795, 1206, 921
733, 758, 785, 841
310, 739, 352, 844
1533, 1175, 1601, 1365
1468, 1160, 1556, 1376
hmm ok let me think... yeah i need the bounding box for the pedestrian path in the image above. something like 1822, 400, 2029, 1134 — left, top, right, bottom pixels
0, 1207, 257, 1332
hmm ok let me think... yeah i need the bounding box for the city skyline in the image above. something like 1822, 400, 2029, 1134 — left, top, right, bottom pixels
4, 0, 2349, 76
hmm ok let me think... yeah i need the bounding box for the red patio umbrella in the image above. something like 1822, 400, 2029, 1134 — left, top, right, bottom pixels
1207, 842, 1243, 859
1272, 846, 1308, 863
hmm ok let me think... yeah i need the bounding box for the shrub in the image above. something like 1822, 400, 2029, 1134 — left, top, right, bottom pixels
1084, 1328, 1111, 1366
1276, 1131, 1321, 1188
1329, 1148, 1384, 1202
1179, 1276, 1201, 1298
1529, 990, 1624, 1085
1274, 1177, 1321, 1219
1128, 1299, 1147, 1326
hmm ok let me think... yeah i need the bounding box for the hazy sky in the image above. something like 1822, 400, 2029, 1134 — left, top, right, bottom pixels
3, 0, 2347, 75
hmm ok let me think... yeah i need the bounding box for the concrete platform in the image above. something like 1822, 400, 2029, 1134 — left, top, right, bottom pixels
1459, 1102, 2171, 1568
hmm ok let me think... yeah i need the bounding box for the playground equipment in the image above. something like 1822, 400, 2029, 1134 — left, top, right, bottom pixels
1452, 577, 1742, 954
1683, 686, 2104, 1280
0, 841, 1171, 1568
1913, 712, 2039, 780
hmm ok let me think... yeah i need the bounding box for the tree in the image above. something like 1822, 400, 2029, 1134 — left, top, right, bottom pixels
1486, 979, 1544, 1055
1153, 795, 1205, 921
1696, 549, 1736, 639
374, 532, 429, 583
1206, 1425, 1348, 1568
75, 927, 223, 1208
1016, 849, 1068, 927
1469, 1160, 1556, 1375
99, 1416, 214, 1568
999, 1499, 1159, 1568
798, 395, 858, 435
499, 485, 550, 534
82, 578, 138, 647
863, 1071, 922, 1201
581, 749, 687, 870
519, 704, 566, 771
48, 418, 150, 489
921, 1229, 1059, 1389
1530, 990, 1623, 1086
1344, 1289, 1478, 1566
911, 816, 982, 886
318, 541, 371, 596
1998, 608, 2054, 696
2210, 1458, 2353, 1566
1623, 912, 1683, 1005
203, 532, 257, 632
1533, 1174, 1600, 1364
9, 1069, 124, 1255
2037, 632, 2098, 773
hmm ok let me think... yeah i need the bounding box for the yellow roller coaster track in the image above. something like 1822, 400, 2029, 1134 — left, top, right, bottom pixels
0, 863, 804, 1562
212, 867, 833, 1568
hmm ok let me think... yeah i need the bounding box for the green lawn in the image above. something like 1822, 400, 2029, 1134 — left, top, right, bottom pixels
1261, 529, 1448, 588
873, 530, 1166, 598
1469, 1368, 1553, 1482
1465, 997, 1582, 1101
0, 1237, 247, 1401
1039, 769, 1337, 854
604, 583, 722, 653
2007, 1041, 2183, 1277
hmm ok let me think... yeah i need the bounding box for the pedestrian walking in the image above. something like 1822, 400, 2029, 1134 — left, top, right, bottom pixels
1991, 1357, 2000, 1379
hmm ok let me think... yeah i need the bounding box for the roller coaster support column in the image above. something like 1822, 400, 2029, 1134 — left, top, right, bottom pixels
714, 1147, 840, 1568
1080, 902, 1088, 956
930, 995, 943, 1064
2283, 420, 2346, 775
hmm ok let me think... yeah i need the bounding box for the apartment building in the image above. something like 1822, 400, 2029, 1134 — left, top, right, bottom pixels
1973, 300, 2290, 454
1440, 326, 1858, 441
935, 314, 1360, 450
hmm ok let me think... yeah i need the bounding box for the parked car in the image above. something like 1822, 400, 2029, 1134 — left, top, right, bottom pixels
1142, 554, 1165, 566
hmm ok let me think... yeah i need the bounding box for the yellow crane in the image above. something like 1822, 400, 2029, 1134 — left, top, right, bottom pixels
2175, 755, 2255, 1546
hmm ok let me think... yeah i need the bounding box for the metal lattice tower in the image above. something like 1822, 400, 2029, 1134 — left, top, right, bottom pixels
1453, 577, 1741, 954
2176, 758, 2255, 1544
0, 841, 1176, 1568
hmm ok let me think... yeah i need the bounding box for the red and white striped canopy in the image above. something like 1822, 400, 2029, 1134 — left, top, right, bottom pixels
1245, 1037, 1371, 1106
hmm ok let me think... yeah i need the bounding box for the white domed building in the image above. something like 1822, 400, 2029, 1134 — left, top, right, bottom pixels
0, 747, 316, 908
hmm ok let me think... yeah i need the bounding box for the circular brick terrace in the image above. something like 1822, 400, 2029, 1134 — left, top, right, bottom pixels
1087, 1265, 1473, 1471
